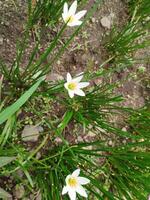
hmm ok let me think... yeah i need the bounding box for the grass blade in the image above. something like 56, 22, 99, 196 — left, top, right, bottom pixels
0, 76, 45, 125
0, 156, 16, 168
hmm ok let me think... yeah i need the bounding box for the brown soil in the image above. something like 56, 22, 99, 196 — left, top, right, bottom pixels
0, 0, 148, 109
0, 0, 150, 199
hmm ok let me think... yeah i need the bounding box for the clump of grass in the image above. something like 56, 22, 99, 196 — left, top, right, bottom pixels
128, 107, 150, 139
8, 138, 149, 199
30, 0, 68, 27
106, 0, 150, 64
0, 0, 150, 200
128, 0, 150, 22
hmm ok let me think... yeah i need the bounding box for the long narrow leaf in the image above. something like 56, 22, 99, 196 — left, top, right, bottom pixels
0, 76, 44, 124
0, 156, 16, 168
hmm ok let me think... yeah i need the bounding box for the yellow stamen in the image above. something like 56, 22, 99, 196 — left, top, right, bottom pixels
68, 82, 77, 90
66, 15, 75, 23
68, 177, 78, 187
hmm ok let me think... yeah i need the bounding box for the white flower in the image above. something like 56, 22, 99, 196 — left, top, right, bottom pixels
62, 169, 90, 200
62, 0, 87, 27
64, 72, 89, 98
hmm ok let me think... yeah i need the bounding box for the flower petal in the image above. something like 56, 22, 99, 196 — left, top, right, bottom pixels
77, 71, 84, 76
62, 186, 68, 195
74, 89, 85, 96
69, 20, 82, 26
78, 82, 89, 89
68, 0, 77, 16
75, 10, 87, 20
77, 177, 90, 185
76, 185, 88, 198
68, 90, 74, 98
73, 75, 83, 83
62, 13, 66, 21
67, 72, 72, 82
66, 175, 71, 184
72, 169, 80, 177
68, 189, 76, 200
63, 2, 68, 14
64, 82, 69, 89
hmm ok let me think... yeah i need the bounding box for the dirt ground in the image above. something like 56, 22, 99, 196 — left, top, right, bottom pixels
0, 0, 150, 198
0, 0, 149, 109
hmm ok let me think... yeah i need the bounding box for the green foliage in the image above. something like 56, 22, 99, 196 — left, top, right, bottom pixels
30, 0, 68, 26
0, 0, 99, 87
30, 0, 89, 27
0, 76, 44, 125
128, 0, 150, 21
27, 139, 150, 200
0, 0, 149, 199
106, 21, 149, 63
128, 108, 150, 139
106, 0, 150, 64
0, 156, 16, 198
0, 156, 16, 168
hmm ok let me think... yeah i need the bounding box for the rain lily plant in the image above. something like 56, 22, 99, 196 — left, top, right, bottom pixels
64, 72, 89, 98
62, 169, 90, 200
62, 0, 87, 26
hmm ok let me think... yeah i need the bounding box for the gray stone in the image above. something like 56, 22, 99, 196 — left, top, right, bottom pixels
0, 37, 4, 45
101, 16, 111, 29
22, 125, 40, 142
14, 185, 25, 199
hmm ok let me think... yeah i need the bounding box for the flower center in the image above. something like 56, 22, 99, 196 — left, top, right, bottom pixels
68, 177, 78, 187
68, 82, 77, 90
66, 15, 75, 23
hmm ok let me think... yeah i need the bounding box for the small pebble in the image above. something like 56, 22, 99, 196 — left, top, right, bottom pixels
22, 125, 40, 142
0, 37, 4, 45
101, 16, 111, 29
14, 185, 25, 199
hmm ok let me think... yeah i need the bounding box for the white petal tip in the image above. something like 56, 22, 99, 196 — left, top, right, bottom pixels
72, 169, 80, 176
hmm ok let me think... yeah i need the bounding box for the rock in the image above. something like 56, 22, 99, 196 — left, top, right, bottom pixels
5, 21, 10, 26
94, 77, 103, 85
16, 169, 24, 178
77, 136, 83, 142
101, 16, 111, 29
122, 127, 127, 132
54, 137, 63, 145
14, 185, 25, 199
91, 17, 96, 23
108, 140, 113, 146
0, 37, 4, 45
87, 131, 95, 137
36, 152, 41, 159
22, 125, 41, 142
6, 39, 10, 43
0, 187, 12, 199
36, 125, 44, 133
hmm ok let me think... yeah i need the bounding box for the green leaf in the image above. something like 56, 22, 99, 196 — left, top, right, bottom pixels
0, 156, 16, 168
57, 110, 73, 133
0, 187, 12, 198
0, 76, 44, 125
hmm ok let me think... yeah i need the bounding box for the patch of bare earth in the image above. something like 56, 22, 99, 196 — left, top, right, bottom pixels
0, 0, 149, 199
